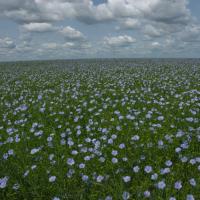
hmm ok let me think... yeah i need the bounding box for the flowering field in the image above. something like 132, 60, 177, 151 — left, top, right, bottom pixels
0, 59, 200, 200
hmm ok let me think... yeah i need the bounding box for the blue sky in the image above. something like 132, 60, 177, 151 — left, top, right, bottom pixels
0, 0, 200, 61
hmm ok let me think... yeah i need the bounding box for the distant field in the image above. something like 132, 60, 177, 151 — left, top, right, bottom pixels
0, 59, 200, 200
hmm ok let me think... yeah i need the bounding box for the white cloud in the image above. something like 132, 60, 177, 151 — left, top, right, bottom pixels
104, 35, 136, 47
22, 23, 56, 32
62, 42, 75, 48
0, 37, 16, 58
143, 24, 162, 38
116, 18, 140, 30
151, 41, 161, 49
0, 0, 192, 26
146, 0, 191, 25
179, 24, 200, 42
42, 42, 75, 50
59, 26, 85, 41
0, 37, 16, 49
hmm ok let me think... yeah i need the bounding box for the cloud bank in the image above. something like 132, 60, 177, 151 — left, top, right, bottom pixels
0, 0, 199, 60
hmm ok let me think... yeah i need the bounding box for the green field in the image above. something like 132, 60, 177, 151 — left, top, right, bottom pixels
0, 59, 200, 200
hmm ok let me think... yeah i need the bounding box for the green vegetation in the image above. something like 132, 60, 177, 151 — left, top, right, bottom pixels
0, 59, 200, 200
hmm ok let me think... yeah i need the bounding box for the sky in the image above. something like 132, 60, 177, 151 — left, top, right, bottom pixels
0, 0, 200, 61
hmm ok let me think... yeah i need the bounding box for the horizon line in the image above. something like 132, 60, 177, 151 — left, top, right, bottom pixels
1, 57, 200, 64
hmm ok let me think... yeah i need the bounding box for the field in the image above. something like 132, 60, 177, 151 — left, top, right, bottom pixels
0, 59, 200, 200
